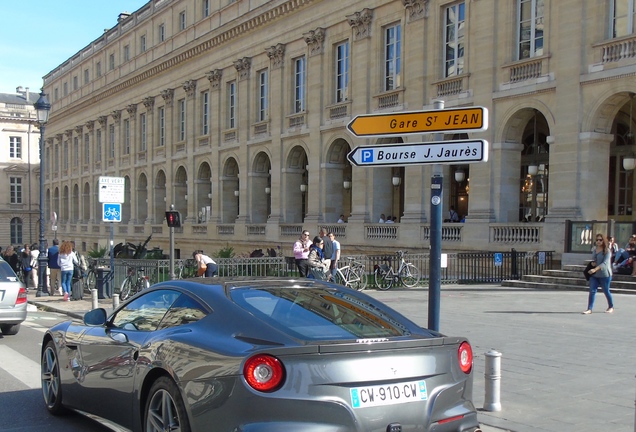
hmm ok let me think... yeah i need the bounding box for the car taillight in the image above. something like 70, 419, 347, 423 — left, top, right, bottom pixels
16, 287, 27, 305
458, 341, 473, 374
243, 354, 285, 392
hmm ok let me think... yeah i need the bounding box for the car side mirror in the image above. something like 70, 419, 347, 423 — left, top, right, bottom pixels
84, 308, 108, 326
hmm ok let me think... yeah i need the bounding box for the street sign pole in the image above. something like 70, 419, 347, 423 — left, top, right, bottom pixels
428, 100, 444, 332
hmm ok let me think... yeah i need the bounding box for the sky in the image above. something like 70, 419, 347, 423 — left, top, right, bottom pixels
0, 0, 149, 95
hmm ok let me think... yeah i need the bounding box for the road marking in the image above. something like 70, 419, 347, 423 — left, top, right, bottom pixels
0, 345, 41, 389
22, 320, 49, 333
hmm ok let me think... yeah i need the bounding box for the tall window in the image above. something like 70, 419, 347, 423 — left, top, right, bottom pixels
258, 70, 268, 122
518, 0, 544, 60
109, 124, 115, 158
9, 137, 21, 158
444, 2, 465, 77
335, 41, 349, 103
84, 133, 90, 164
201, 91, 209, 134
96, 61, 102, 77
63, 82, 68, 96
179, 11, 186, 31
96, 129, 102, 162
63, 141, 69, 170
84, 68, 89, 85
203, 0, 210, 17
140, 113, 147, 151
383, 24, 401, 91
124, 44, 130, 62
159, 24, 165, 42
611, 0, 636, 38
10, 218, 22, 244
10, 177, 22, 204
294, 56, 306, 113
73, 137, 79, 166
54, 145, 59, 171
140, 34, 147, 53
228, 81, 236, 129
178, 99, 186, 141
124, 119, 131, 154
109, 53, 115, 70
158, 107, 165, 146
73, 76, 78, 90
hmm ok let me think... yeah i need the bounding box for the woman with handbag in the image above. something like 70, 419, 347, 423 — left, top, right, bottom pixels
306, 236, 329, 280
193, 250, 218, 277
582, 235, 614, 314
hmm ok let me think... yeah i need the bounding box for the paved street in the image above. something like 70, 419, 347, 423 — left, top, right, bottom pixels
28, 285, 636, 432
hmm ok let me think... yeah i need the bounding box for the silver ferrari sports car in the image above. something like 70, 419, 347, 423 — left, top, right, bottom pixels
41, 277, 480, 432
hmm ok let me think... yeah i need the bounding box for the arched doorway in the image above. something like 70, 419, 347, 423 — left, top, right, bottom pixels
174, 166, 188, 221
325, 138, 352, 223
251, 152, 271, 223
285, 146, 308, 223
222, 158, 239, 223
196, 162, 212, 223
136, 173, 148, 224
520, 109, 549, 222
154, 170, 166, 224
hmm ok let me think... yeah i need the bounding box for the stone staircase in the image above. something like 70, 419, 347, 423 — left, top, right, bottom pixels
501, 264, 636, 294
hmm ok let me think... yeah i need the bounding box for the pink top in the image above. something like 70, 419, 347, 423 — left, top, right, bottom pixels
293, 239, 311, 259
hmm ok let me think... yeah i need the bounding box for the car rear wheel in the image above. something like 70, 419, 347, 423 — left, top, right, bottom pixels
145, 377, 191, 432
0, 323, 21, 335
42, 340, 66, 415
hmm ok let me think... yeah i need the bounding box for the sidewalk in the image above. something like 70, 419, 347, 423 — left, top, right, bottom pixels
29, 285, 636, 432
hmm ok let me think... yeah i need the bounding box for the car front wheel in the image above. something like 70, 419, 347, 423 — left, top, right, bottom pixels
145, 377, 191, 432
41, 340, 66, 415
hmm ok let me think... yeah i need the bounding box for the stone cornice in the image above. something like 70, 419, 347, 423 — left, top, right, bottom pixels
85, 120, 94, 132
183, 79, 197, 97
161, 88, 174, 106
303, 28, 325, 56
402, 0, 428, 21
126, 103, 138, 117
347, 8, 373, 40
266, 44, 286, 69
49, 0, 316, 121
206, 69, 223, 89
142, 96, 155, 110
233, 57, 251, 81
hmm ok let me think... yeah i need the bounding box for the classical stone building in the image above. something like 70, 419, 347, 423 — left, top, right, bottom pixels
0, 87, 41, 248
41, 0, 636, 260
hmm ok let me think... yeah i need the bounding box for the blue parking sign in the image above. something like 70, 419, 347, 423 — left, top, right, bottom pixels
361, 149, 374, 163
103, 203, 122, 222
494, 253, 503, 267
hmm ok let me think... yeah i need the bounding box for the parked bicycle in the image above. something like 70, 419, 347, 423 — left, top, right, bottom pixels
374, 250, 421, 290
334, 257, 368, 291
119, 265, 150, 301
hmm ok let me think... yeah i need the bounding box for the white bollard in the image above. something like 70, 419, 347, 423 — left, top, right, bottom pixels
483, 349, 502, 412
112, 293, 119, 309
91, 289, 98, 310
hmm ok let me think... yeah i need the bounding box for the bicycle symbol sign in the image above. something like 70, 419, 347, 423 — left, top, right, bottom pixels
103, 203, 122, 222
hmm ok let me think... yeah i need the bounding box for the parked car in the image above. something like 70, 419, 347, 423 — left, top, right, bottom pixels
41, 277, 480, 432
0, 259, 28, 335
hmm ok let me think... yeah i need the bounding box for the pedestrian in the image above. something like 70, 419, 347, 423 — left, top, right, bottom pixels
320, 227, 333, 270
328, 232, 340, 279
29, 243, 39, 289
3, 246, 19, 275
307, 236, 329, 280
293, 229, 312, 277
607, 235, 618, 265
385, 215, 394, 223
449, 206, 459, 222
193, 250, 218, 277
582, 234, 614, 314
19, 244, 33, 289
58, 241, 78, 302
614, 234, 636, 265
48, 239, 61, 295
378, 214, 386, 223
337, 214, 345, 223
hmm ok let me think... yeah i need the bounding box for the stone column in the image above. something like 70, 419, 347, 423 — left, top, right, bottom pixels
205, 70, 223, 223
265, 44, 285, 225
234, 58, 251, 224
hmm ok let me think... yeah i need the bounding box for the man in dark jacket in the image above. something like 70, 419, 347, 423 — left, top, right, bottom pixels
320, 227, 334, 270
48, 239, 61, 295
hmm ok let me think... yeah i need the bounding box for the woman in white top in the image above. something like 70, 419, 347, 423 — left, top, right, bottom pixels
193, 250, 218, 277
57, 241, 78, 301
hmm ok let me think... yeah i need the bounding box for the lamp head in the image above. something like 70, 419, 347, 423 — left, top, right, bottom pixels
34, 90, 51, 124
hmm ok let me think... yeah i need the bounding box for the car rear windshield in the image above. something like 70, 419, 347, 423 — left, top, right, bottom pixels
230, 286, 411, 341
0, 262, 18, 280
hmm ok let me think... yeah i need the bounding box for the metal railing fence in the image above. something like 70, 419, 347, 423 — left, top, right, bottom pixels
87, 249, 553, 294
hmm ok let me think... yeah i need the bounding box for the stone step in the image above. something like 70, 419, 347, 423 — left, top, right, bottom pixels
501, 279, 636, 295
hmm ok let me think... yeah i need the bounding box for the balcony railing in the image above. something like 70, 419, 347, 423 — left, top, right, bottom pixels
366, 224, 398, 240
247, 224, 266, 236
421, 224, 462, 242
596, 34, 636, 64
502, 55, 549, 84
490, 224, 541, 243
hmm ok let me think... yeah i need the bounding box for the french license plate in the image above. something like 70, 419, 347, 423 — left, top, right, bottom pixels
350, 380, 427, 409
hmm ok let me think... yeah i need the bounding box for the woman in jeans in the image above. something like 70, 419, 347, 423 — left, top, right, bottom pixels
57, 241, 77, 301
582, 235, 614, 314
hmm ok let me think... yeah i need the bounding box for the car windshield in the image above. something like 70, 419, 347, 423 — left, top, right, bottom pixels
0, 262, 19, 281
230, 286, 411, 341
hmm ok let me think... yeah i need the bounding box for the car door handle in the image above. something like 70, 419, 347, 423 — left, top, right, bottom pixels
109, 332, 128, 343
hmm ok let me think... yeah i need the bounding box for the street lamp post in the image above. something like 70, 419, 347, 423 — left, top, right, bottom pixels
34, 90, 51, 297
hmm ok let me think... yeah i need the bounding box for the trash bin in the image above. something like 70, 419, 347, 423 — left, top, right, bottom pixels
96, 267, 110, 299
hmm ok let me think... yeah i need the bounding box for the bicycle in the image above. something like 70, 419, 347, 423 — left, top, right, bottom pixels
373, 250, 421, 290
119, 265, 150, 301
334, 257, 368, 291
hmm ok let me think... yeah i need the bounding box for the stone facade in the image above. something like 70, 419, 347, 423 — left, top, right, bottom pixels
40, 0, 636, 259
0, 87, 41, 248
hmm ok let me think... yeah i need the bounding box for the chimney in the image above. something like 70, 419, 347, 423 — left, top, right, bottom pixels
118, 12, 131, 23
25, 87, 29, 102
16, 86, 24, 94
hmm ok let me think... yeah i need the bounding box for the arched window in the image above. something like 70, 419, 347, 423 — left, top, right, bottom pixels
10, 217, 22, 245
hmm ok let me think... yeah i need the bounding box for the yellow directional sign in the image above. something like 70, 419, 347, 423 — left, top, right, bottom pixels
347, 106, 487, 137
